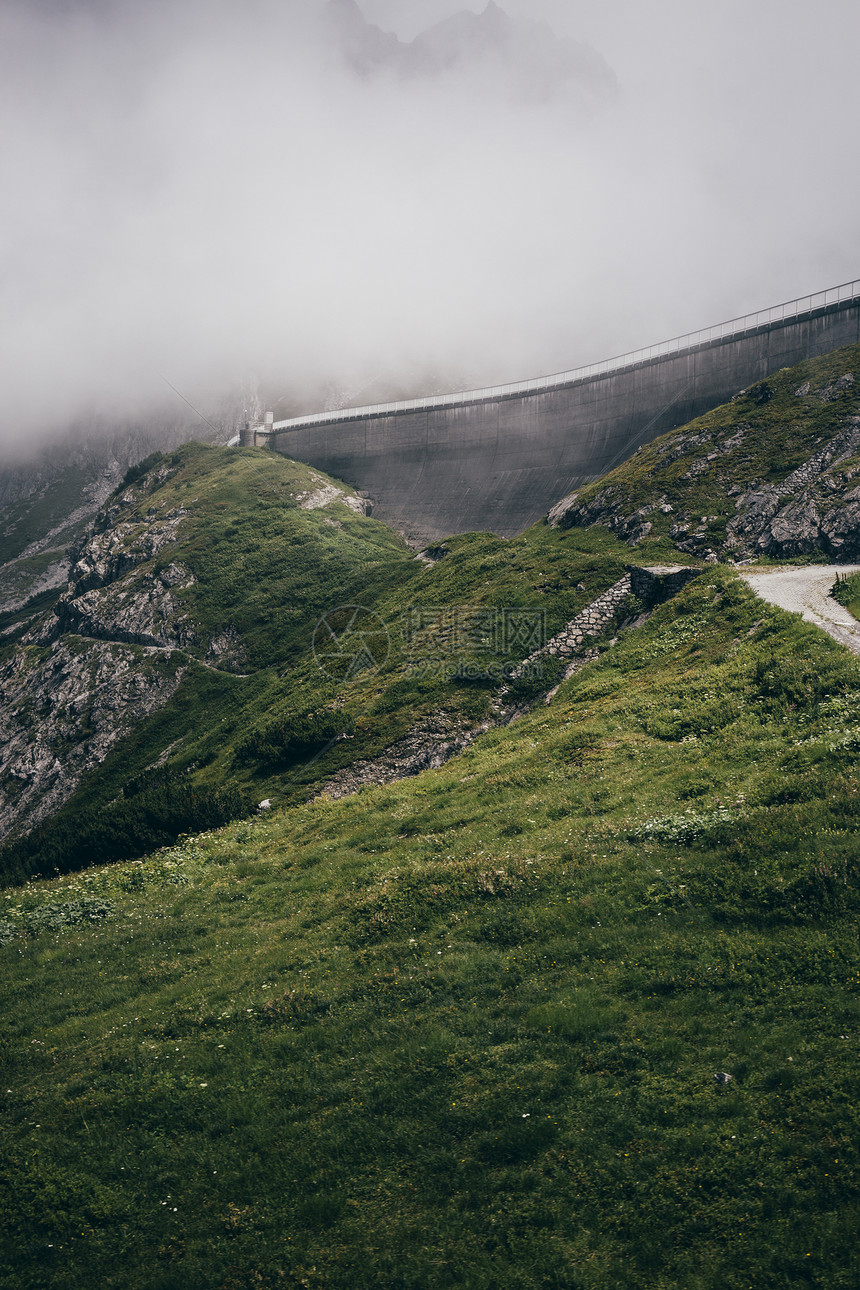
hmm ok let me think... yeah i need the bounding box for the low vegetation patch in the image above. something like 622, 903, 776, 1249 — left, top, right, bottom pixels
832, 569, 860, 621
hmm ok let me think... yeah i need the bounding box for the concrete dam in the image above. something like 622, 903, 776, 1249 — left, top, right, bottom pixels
255, 280, 860, 545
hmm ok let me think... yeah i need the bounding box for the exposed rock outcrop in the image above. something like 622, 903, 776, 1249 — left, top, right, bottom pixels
295, 476, 371, 515
817, 373, 855, 402
0, 639, 186, 843
548, 396, 860, 563
548, 491, 665, 546
34, 503, 199, 650
1, 473, 218, 843
726, 417, 860, 559
319, 711, 481, 800
65, 507, 189, 595
50, 562, 199, 650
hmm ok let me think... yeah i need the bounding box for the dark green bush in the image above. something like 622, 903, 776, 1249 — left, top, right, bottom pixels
0, 777, 247, 886
0, 897, 115, 944
116, 451, 164, 493
235, 709, 351, 767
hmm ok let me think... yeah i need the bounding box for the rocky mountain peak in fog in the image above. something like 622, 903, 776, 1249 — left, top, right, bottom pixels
325, 0, 616, 105
325, 0, 403, 74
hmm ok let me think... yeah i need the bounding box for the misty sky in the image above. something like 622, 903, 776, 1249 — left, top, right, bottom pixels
1, 0, 859, 451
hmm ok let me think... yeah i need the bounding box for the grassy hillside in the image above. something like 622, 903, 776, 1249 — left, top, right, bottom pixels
2, 568, 859, 1288
25, 326, 859, 880
84, 442, 412, 670
0, 445, 639, 884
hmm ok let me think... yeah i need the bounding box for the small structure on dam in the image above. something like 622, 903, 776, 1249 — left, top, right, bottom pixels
255, 280, 860, 545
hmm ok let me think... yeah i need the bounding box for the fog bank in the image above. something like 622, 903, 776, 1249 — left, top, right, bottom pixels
1, 0, 858, 455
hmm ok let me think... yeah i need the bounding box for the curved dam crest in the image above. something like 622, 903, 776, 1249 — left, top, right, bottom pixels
258, 282, 860, 545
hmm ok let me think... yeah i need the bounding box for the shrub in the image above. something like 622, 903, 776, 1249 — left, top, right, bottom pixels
0, 897, 115, 944
0, 776, 247, 886
831, 571, 860, 621
235, 709, 352, 767
116, 451, 164, 493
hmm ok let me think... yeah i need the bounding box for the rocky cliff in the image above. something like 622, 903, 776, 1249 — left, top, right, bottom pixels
0, 461, 203, 844
0, 639, 187, 844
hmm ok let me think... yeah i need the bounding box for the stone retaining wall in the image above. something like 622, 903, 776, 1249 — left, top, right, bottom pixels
514, 564, 701, 676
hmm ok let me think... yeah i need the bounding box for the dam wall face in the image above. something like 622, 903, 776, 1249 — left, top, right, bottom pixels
268, 296, 860, 545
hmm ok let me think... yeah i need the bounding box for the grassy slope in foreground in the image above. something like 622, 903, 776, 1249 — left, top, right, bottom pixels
2, 569, 859, 1289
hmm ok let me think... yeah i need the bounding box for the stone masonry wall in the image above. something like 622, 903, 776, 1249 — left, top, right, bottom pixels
513, 564, 701, 676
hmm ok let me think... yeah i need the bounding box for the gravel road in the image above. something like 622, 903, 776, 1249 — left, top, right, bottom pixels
738, 564, 860, 655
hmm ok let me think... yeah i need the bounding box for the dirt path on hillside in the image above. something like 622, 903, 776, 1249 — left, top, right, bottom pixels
738, 564, 860, 656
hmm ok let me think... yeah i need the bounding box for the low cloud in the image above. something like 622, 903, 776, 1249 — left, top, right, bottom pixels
1, 0, 858, 455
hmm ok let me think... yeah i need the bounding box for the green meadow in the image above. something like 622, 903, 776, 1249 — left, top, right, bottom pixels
2, 568, 859, 1288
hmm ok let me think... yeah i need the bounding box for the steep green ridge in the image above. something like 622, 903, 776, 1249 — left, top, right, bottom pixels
0, 444, 636, 883
1, 569, 859, 1288
70, 441, 412, 670
0, 444, 410, 879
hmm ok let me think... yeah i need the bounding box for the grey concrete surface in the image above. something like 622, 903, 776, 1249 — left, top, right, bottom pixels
268, 297, 860, 545
738, 563, 860, 655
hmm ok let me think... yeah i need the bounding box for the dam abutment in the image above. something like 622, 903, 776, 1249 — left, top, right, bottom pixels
263, 284, 860, 544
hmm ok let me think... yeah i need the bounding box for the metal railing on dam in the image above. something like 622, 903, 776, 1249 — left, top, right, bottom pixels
258, 278, 860, 435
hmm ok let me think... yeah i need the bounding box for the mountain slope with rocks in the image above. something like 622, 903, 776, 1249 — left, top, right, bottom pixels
2, 433, 685, 884
548, 341, 860, 563
7, 340, 860, 883
0, 412, 239, 616
3, 556, 860, 1289
4, 352, 860, 1286
0, 443, 410, 864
